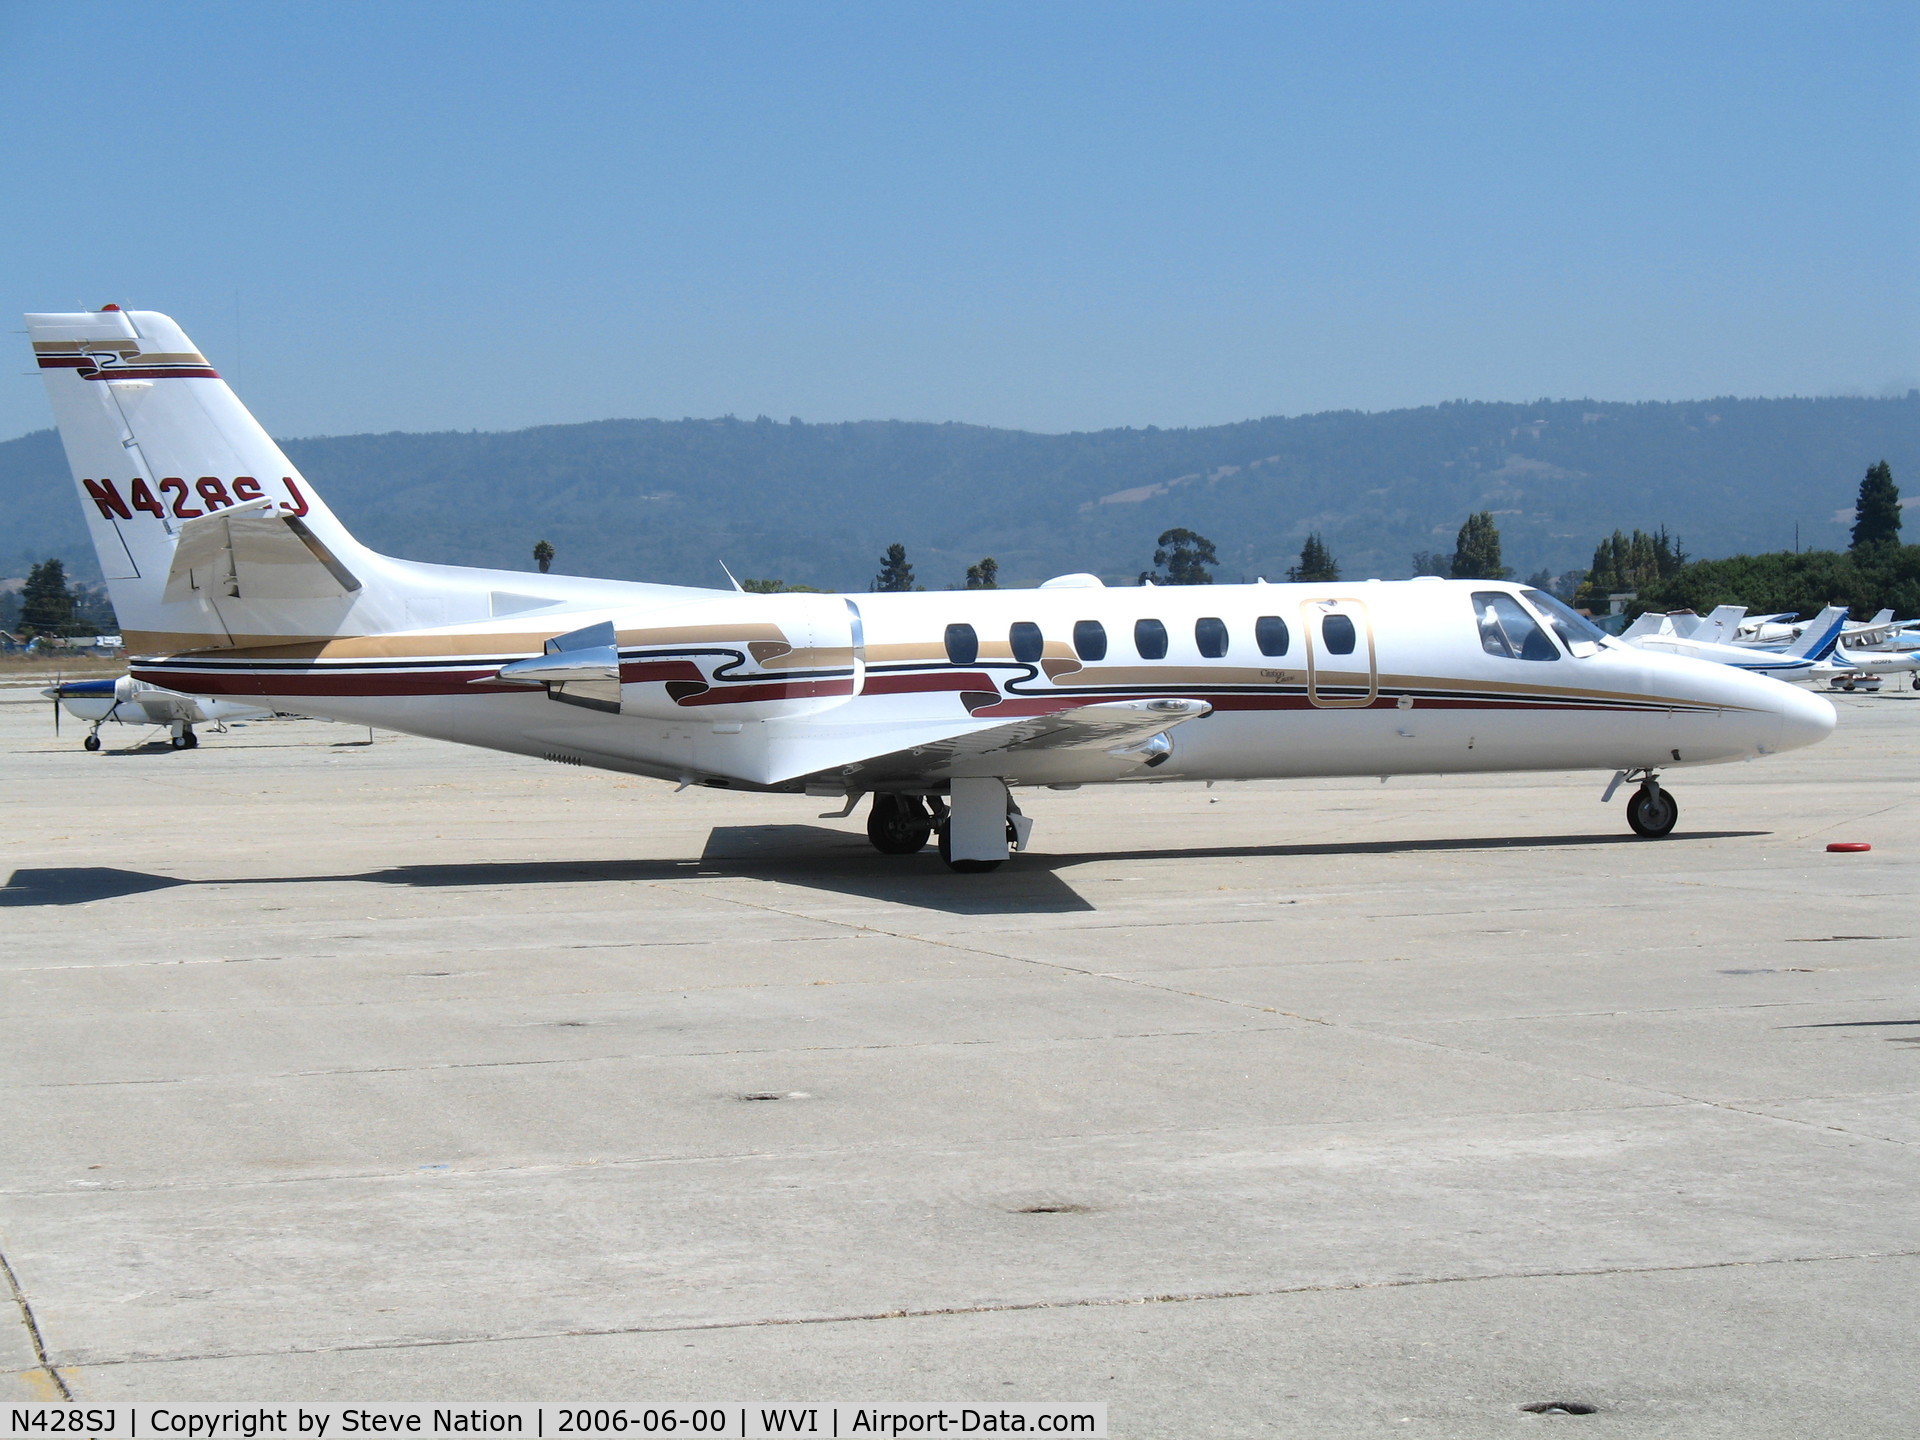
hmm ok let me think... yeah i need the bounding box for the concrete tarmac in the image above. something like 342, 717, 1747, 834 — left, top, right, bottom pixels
2, 686, 1915, 1436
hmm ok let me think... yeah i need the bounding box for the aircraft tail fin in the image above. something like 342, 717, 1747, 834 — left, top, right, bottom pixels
28, 307, 392, 654
1784, 607, 1849, 662
1618, 612, 1669, 640
1692, 605, 1746, 644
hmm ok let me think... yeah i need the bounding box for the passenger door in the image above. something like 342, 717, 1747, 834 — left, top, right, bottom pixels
1302, 598, 1378, 708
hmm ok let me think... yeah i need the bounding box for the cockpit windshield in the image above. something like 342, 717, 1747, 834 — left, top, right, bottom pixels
1523, 588, 1609, 648
1473, 591, 1560, 660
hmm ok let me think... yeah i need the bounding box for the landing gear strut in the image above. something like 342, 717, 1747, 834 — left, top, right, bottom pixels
169, 724, 199, 750
936, 778, 1030, 873
866, 793, 934, 854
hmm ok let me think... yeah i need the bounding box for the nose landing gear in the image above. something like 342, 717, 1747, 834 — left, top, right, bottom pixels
1604, 768, 1678, 837
1625, 780, 1678, 837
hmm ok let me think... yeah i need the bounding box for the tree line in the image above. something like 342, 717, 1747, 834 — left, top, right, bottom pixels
821, 462, 1910, 618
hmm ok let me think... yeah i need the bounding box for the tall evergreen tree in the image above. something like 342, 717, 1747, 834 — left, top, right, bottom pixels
18, 558, 76, 637
1850, 461, 1902, 552
1449, 512, 1509, 580
1288, 533, 1339, 583
872, 543, 916, 592
1142, 528, 1217, 585
1574, 526, 1687, 608
964, 557, 999, 589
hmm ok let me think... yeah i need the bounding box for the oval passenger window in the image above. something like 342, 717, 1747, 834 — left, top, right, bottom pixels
1009, 621, 1044, 663
944, 623, 978, 666
1072, 620, 1107, 661
1321, 614, 1357, 655
1255, 615, 1289, 656
1195, 616, 1229, 658
1134, 618, 1168, 660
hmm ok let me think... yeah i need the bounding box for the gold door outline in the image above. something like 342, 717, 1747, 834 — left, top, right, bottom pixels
1303, 598, 1378, 708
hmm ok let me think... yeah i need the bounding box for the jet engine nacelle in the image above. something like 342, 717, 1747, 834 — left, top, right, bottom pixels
607, 593, 866, 722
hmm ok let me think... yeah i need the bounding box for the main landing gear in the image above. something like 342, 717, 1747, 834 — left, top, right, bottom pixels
169, 723, 199, 751
867, 793, 935, 854
865, 781, 1030, 872
1606, 769, 1678, 838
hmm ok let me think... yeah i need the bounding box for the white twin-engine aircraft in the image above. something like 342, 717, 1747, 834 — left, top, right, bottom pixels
31, 308, 1836, 870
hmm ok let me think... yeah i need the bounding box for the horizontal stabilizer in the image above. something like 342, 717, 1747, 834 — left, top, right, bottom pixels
162, 499, 361, 605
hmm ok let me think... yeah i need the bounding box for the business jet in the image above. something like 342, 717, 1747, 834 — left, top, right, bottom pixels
28, 307, 1836, 868
41, 674, 272, 750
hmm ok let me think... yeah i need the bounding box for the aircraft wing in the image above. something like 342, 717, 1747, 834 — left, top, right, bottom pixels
783, 697, 1212, 790
163, 499, 362, 605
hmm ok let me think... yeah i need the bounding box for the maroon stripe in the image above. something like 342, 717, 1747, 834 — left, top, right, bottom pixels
133, 665, 1689, 716
84, 365, 222, 380
677, 677, 857, 706
620, 659, 706, 684
133, 666, 520, 697
861, 671, 997, 696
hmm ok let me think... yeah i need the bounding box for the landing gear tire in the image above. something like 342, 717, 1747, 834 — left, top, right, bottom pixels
1626, 783, 1678, 838
867, 794, 933, 855
937, 823, 1004, 874
83, 734, 101, 752
170, 730, 199, 750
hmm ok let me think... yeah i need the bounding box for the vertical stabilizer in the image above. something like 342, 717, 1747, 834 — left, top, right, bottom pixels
29, 308, 389, 653
1784, 607, 1849, 662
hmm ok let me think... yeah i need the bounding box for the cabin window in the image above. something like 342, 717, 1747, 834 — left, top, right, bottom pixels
1134, 618, 1168, 659
1010, 621, 1044, 663
1473, 591, 1559, 661
1195, 617, 1229, 658
1255, 615, 1290, 656
944, 623, 978, 665
1321, 614, 1357, 655
1072, 620, 1108, 661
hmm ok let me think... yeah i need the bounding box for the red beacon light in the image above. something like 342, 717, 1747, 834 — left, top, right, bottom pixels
100, 304, 120, 311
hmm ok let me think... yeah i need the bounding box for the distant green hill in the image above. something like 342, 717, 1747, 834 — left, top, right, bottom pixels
5, 396, 1915, 590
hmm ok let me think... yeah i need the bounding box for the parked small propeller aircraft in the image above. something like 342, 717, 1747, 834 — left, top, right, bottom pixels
29, 307, 1837, 867
1819, 640, 1920, 691
41, 674, 272, 750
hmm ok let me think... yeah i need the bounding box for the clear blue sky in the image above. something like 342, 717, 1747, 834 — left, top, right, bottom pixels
3, 1, 1915, 441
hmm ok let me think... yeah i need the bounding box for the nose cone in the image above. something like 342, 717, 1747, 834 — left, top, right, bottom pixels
1770, 681, 1837, 754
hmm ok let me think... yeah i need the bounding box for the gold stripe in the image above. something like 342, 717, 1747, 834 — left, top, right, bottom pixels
32, 340, 209, 364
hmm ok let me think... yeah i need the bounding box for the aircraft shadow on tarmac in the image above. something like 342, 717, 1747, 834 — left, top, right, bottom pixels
1, 824, 1761, 916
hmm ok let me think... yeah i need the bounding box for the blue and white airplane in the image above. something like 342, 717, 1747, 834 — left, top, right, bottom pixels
42, 675, 271, 750
1623, 606, 1850, 681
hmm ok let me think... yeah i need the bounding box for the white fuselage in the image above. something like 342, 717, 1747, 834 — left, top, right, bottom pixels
132, 578, 1835, 795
